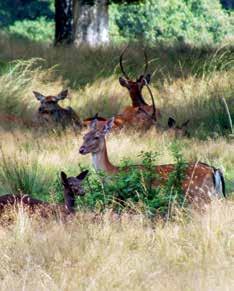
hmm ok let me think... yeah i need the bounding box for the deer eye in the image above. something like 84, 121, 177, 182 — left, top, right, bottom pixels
94, 136, 99, 140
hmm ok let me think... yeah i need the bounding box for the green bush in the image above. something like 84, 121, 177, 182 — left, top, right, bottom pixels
8, 17, 54, 42
0, 0, 54, 27
77, 144, 187, 218
110, 0, 233, 44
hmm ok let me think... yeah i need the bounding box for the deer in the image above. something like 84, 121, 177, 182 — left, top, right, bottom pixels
0, 170, 89, 218
83, 48, 161, 131
82, 112, 126, 130
167, 117, 190, 138
118, 46, 161, 128
82, 79, 159, 131
33, 89, 82, 129
79, 118, 225, 207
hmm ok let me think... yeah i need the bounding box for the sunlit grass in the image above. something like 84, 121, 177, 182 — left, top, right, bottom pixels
0, 200, 233, 290
0, 129, 233, 198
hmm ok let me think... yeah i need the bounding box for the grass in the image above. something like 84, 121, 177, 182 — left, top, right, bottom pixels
0, 35, 233, 290
0, 200, 233, 290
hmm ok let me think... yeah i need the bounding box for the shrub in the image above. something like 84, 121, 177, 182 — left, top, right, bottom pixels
77, 144, 187, 218
0, 0, 54, 27
8, 17, 54, 43
110, 0, 233, 44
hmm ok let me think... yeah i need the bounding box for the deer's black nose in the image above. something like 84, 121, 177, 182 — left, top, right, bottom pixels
79, 146, 85, 154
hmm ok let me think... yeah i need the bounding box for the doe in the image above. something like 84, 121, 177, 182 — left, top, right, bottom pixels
79, 118, 225, 207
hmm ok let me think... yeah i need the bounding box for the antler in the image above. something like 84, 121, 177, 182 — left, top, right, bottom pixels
145, 82, 156, 121
138, 81, 157, 123
143, 49, 148, 76
119, 46, 130, 80
120, 46, 149, 79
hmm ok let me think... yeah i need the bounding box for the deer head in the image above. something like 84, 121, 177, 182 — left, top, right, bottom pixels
33, 89, 69, 122
119, 46, 151, 107
167, 117, 190, 138
60, 170, 89, 212
79, 117, 114, 155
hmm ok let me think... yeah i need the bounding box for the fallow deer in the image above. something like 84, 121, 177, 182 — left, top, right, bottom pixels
0, 170, 89, 218
79, 118, 225, 207
167, 117, 190, 138
83, 82, 158, 131
33, 89, 82, 129
118, 46, 161, 128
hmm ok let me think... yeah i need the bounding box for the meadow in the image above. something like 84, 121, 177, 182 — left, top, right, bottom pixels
0, 33, 233, 290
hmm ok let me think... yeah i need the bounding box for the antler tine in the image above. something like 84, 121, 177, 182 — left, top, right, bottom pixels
119, 45, 129, 80
145, 82, 156, 122
143, 49, 148, 76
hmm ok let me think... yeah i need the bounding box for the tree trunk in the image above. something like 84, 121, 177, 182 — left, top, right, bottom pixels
73, 0, 109, 47
55, 0, 73, 45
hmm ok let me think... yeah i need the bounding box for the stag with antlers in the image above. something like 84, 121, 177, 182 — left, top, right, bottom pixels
118, 46, 161, 128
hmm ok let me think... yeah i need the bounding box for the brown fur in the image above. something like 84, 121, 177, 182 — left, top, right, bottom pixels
79, 118, 224, 208
0, 170, 89, 220
33, 89, 82, 129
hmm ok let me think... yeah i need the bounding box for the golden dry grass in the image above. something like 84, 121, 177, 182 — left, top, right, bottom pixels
0, 200, 233, 291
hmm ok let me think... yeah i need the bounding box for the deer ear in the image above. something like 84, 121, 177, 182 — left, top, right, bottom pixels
168, 117, 176, 128
57, 89, 68, 100
119, 77, 129, 88
145, 74, 151, 84
103, 117, 115, 135
181, 120, 190, 128
33, 91, 45, 102
61, 171, 68, 185
89, 118, 97, 130
76, 170, 89, 180
138, 74, 151, 85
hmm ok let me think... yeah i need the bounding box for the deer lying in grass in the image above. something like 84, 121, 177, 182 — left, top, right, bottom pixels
167, 117, 190, 138
83, 77, 159, 131
0, 170, 89, 218
33, 89, 82, 129
118, 47, 161, 128
79, 118, 225, 207
84, 48, 161, 131
83, 113, 125, 130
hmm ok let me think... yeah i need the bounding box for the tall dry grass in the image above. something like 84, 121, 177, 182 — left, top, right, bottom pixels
0, 36, 233, 134
0, 200, 233, 290
0, 128, 233, 197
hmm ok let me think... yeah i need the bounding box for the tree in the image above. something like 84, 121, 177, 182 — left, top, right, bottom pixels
73, 0, 109, 47
220, 0, 234, 10
55, 0, 73, 45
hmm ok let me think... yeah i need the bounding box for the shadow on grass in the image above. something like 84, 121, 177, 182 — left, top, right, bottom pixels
0, 32, 233, 88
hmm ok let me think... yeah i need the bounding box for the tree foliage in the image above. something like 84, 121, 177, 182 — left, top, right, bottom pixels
110, 0, 233, 44
0, 0, 54, 26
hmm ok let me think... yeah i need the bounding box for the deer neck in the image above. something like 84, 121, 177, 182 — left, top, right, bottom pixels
130, 91, 148, 107
63, 189, 76, 213
92, 140, 118, 174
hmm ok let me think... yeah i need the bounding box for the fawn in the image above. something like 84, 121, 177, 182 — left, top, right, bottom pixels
0, 170, 89, 218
